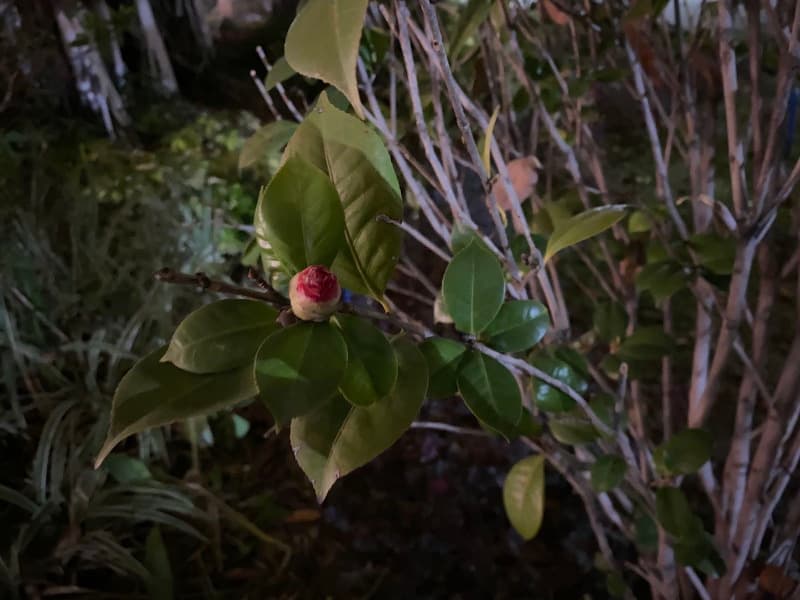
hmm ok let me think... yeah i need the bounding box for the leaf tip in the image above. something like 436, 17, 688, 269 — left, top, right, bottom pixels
93, 441, 116, 470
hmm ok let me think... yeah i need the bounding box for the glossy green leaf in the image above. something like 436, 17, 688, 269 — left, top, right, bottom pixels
283, 93, 402, 299
593, 301, 627, 343
264, 56, 296, 92
656, 486, 697, 538
530, 353, 588, 413
514, 407, 544, 438
290, 337, 427, 501
284, 0, 368, 118
616, 327, 674, 363
457, 350, 522, 438
543, 205, 627, 263
161, 300, 279, 374
254, 322, 347, 425
96, 348, 258, 467
335, 314, 397, 407
591, 455, 626, 493
254, 156, 345, 274
655, 428, 713, 475
503, 454, 545, 540
419, 337, 467, 399
239, 121, 297, 171
549, 415, 598, 445
484, 300, 550, 353
636, 260, 687, 301
103, 455, 152, 483
450, 221, 489, 255
443, 241, 506, 334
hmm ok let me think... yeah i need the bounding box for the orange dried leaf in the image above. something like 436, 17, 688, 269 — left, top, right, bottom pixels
541, 0, 571, 26
491, 156, 540, 212
284, 508, 322, 524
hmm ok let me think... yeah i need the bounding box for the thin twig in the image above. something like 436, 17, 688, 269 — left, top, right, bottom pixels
410, 421, 493, 437
377, 215, 452, 262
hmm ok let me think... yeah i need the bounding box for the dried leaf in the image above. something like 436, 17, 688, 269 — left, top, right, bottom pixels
541, 0, 571, 26
284, 508, 321, 524
490, 156, 540, 212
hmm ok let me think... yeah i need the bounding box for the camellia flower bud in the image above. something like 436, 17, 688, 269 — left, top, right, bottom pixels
289, 265, 342, 321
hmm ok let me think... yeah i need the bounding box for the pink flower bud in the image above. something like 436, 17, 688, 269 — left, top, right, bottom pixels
289, 265, 342, 321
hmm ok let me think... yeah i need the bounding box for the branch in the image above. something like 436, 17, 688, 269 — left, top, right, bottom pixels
154, 268, 287, 305
154, 268, 432, 338
625, 42, 689, 239
410, 421, 493, 437
414, 0, 519, 275
717, 0, 748, 218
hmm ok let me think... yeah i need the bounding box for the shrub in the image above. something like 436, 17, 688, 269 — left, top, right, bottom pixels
98, 1, 800, 597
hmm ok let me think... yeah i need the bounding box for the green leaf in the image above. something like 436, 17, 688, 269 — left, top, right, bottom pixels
674, 534, 726, 576
591, 455, 626, 492
290, 337, 427, 501
636, 260, 688, 301
96, 348, 258, 467
457, 350, 522, 438
503, 454, 545, 540
360, 27, 390, 69
530, 353, 588, 413
442, 241, 506, 334
161, 300, 279, 374
591, 394, 623, 430
239, 121, 297, 171
543, 205, 627, 263
514, 407, 544, 438
450, 221, 489, 255
689, 233, 736, 275
656, 486, 699, 538
103, 455, 152, 483
484, 300, 550, 353
254, 156, 345, 274
593, 301, 628, 343
419, 337, 467, 399
264, 56, 296, 92
635, 513, 659, 551
655, 429, 713, 475
335, 314, 397, 407
548, 414, 599, 445
284, 93, 402, 299
284, 0, 368, 118
145, 527, 173, 600
628, 210, 653, 234
616, 327, 674, 363
254, 322, 347, 426
449, 0, 493, 62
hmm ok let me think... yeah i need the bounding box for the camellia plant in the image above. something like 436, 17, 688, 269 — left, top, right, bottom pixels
97, 0, 800, 597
